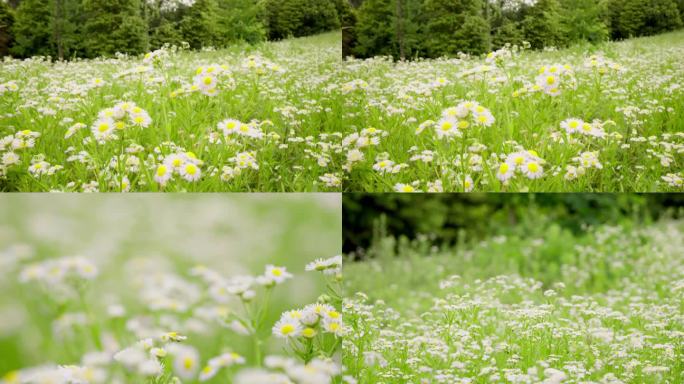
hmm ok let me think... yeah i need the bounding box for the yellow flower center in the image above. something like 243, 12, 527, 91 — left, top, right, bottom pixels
183, 357, 194, 370
281, 324, 295, 335
499, 163, 509, 174
156, 165, 167, 177
185, 164, 197, 175
528, 162, 539, 172
328, 311, 340, 318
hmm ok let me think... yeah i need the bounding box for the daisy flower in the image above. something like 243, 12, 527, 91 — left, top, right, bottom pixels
154, 164, 172, 185
372, 159, 395, 173
272, 318, 302, 339
262, 265, 293, 285
92, 118, 115, 140
394, 183, 417, 192
523, 161, 544, 179
561, 118, 583, 134
496, 162, 515, 182
180, 163, 202, 182
171, 345, 199, 380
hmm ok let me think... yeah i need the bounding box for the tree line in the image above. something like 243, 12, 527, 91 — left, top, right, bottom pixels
343, 194, 684, 255
0, 0, 348, 59
343, 0, 684, 59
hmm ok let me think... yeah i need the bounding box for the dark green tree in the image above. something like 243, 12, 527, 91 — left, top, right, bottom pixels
560, 0, 609, 44
217, 0, 265, 44
0, 1, 14, 56
353, 0, 395, 56
179, 0, 221, 49
10, 0, 52, 57
82, 0, 149, 56
50, 0, 84, 59
340, 0, 358, 57
492, 19, 524, 48
607, 0, 682, 39
641, 0, 682, 36
520, 0, 565, 49
423, 0, 490, 56
263, 0, 340, 40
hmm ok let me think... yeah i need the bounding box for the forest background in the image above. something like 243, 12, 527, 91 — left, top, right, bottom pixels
0, 0, 350, 59
344, 0, 684, 58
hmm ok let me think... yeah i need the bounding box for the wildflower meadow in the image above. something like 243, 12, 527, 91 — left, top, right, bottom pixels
0, 194, 345, 384
340, 31, 684, 192
0, 32, 344, 192
343, 197, 684, 383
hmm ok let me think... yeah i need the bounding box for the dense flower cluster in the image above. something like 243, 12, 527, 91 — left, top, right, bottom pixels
344, 220, 684, 383
338, 32, 684, 192
0, 33, 342, 191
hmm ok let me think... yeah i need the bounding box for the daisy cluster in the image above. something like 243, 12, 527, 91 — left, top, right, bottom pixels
344, 219, 684, 383
432, 101, 496, 139
0, 198, 343, 384
338, 31, 684, 192
91, 102, 152, 141
0, 32, 343, 191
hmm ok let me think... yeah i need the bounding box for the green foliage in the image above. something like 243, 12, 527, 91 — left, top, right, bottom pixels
352, 0, 395, 57
607, 0, 683, 39
520, 0, 565, 49
149, 18, 183, 49
491, 19, 524, 48
423, 0, 490, 56
340, 0, 358, 57
0, 1, 13, 57
560, 0, 609, 44
217, 0, 266, 44
179, 0, 222, 49
349, 0, 683, 58
82, 0, 149, 57
263, 0, 341, 40
10, 0, 52, 57
50, 0, 85, 59
3, 0, 326, 58
343, 194, 684, 255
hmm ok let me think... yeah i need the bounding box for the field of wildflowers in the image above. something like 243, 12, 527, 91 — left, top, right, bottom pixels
344, 217, 684, 383
0, 194, 345, 383
0, 32, 343, 192
3, 29, 683, 193
340, 31, 684, 192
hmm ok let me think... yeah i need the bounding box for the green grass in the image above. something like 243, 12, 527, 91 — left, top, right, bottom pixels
343, 219, 684, 383
340, 31, 684, 192
0, 194, 343, 383
0, 32, 342, 192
